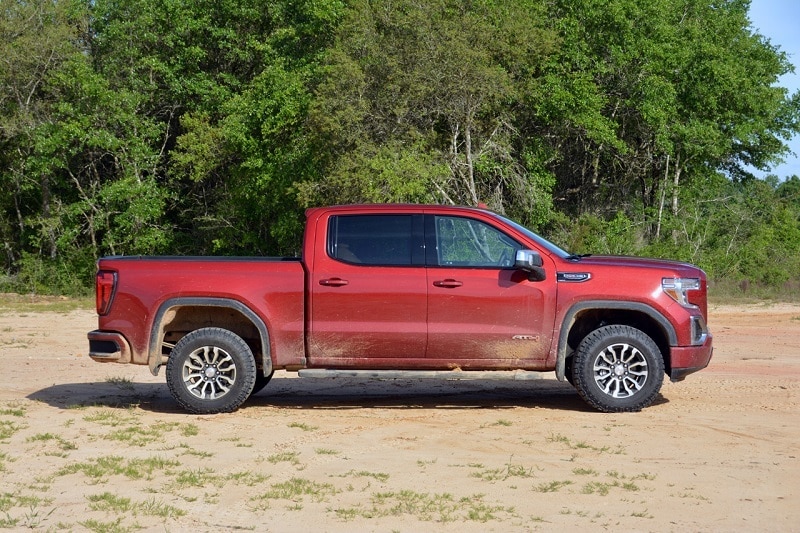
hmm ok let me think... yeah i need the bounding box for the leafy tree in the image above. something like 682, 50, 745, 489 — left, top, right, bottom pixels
90, 0, 343, 254
538, 0, 799, 226
2, 0, 799, 294
300, 0, 558, 228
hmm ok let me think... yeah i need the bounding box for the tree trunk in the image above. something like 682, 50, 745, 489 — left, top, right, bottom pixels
41, 175, 57, 260
656, 154, 669, 240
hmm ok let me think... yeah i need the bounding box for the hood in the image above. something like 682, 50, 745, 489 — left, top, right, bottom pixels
571, 255, 703, 276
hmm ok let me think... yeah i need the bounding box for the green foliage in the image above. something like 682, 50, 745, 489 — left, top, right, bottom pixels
0, 0, 798, 293
302, 0, 559, 221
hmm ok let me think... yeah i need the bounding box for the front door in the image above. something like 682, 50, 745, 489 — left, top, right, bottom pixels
425, 214, 553, 366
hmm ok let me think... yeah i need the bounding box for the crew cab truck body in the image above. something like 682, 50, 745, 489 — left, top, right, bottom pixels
88, 204, 713, 413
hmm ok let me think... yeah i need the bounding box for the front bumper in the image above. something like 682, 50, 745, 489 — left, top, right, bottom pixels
669, 333, 713, 382
88, 330, 132, 364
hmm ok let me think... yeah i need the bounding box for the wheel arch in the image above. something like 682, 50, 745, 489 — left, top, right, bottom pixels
148, 297, 272, 377
556, 301, 676, 381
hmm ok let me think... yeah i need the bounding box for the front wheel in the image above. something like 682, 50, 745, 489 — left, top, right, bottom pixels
166, 328, 256, 414
571, 325, 664, 413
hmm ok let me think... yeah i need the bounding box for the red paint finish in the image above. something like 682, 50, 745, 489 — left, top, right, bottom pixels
89, 204, 712, 383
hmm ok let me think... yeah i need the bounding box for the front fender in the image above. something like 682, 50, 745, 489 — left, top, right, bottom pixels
554, 300, 677, 381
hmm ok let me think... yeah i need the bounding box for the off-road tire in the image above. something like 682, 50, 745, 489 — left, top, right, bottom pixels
166, 327, 256, 414
571, 325, 664, 413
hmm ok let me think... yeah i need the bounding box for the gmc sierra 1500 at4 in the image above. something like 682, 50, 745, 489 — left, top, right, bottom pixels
88, 204, 713, 414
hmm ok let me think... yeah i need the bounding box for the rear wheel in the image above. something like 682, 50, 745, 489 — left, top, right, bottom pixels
571, 325, 664, 413
166, 328, 256, 414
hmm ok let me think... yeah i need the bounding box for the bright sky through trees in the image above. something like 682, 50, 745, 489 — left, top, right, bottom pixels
749, 0, 800, 179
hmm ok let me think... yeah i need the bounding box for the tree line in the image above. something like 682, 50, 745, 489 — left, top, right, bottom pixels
1, 0, 799, 295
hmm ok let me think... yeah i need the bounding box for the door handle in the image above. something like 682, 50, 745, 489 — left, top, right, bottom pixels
319, 278, 349, 287
433, 279, 463, 288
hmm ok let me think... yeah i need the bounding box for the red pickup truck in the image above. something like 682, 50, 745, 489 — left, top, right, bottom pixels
88, 204, 713, 414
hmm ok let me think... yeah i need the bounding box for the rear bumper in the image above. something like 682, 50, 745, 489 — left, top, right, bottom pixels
88, 330, 132, 364
669, 333, 713, 382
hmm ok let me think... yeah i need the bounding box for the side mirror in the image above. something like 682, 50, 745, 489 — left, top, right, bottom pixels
514, 249, 546, 281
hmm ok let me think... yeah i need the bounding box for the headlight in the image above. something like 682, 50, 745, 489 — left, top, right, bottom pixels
662, 278, 700, 308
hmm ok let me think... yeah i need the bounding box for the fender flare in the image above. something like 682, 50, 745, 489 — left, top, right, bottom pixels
148, 297, 272, 377
555, 300, 677, 381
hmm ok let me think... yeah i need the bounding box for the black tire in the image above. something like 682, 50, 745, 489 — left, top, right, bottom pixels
564, 354, 575, 385
250, 369, 274, 396
166, 328, 256, 414
571, 325, 664, 413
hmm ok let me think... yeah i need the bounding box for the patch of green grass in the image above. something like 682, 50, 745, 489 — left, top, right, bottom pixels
581, 478, 641, 496
0, 420, 25, 440
266, 451, 301, 466
288, 422, 318, 432
26, 433, 77, 454
83, 409, 139, 427
252, 478, 338, 509
533, 480, 573, 493
0, 404, 26, 417
87, 493, 133, 513
0, 493, 55, 529
487, 419, 513, 427
470, 457, 538, 481
227, 471, 270, 486
333, 491, 515, 523
137, 497, 186, 518
546, 433, 570, 446
546, 433, 624, 454
181, 423, 199, 437
78, 517, 137, 533
338, 470, 390, 483
219, 436, 253, 448
57, 455, 180, 481
673, 490, 710, 502
87, 492, 186, 518
572, 467, 599, 476
315, 448, 339, 455
173, 468, 220, 488
103, 421, 183, 447
179, 445, 213, 458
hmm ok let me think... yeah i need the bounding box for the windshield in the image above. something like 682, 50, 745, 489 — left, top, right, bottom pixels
495, 214, 573, 259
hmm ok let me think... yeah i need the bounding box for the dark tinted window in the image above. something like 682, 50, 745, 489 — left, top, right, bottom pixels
329, 215, 414, 266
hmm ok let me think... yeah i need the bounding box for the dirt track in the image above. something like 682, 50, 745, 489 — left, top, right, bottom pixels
1, 302, 798, 531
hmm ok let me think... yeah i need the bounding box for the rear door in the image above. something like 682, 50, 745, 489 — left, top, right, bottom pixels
425, 214, 553, 366
307, 213, 428, 364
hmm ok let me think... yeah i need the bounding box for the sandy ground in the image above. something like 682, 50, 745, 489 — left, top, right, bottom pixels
0, 301, 798, 532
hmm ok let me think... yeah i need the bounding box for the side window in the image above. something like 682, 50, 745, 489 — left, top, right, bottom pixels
435, 216, 520, 268
329, 215, 414, 266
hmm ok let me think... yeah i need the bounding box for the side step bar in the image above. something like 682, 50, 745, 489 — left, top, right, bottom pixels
297, 369, 544, 381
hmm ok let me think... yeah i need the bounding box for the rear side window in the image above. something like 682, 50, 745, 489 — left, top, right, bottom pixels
329, 215, 417, 266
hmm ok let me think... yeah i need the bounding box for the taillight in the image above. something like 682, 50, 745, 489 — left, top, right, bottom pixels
96, 270, 117, 315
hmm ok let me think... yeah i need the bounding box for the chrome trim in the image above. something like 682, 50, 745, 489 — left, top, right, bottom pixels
557, 272, 591, 283
691, 315, 709, 346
